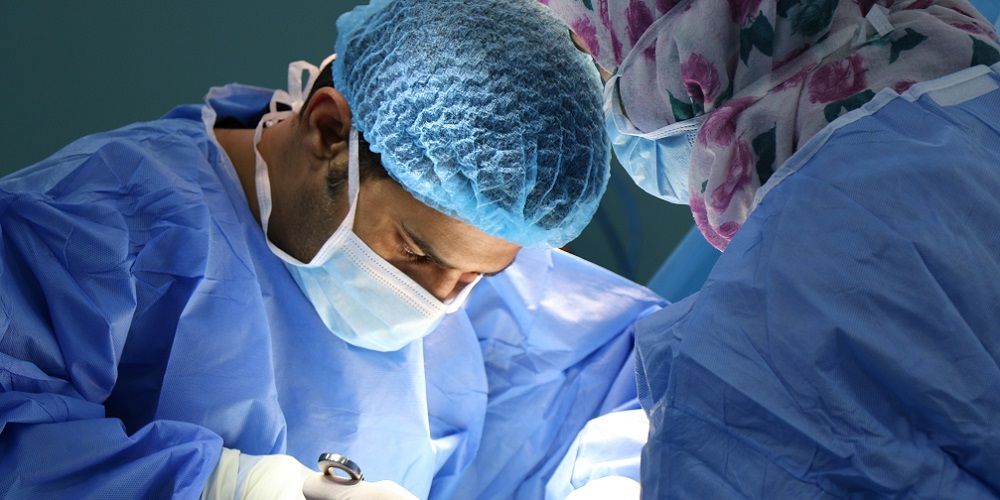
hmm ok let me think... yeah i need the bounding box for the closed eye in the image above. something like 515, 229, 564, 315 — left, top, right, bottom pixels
401, 244, 435, 265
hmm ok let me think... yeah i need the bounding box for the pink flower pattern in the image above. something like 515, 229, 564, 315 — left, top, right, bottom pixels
718, 221, 742, 240
892, 80, 916, 93
774, 64, 815, 92
657, 0, 680, 14
626, 1, 655, 45
536, 0, 1000, 249
808, 53, 868, 104
728, 0, 763, 25
951, 21, 991, 36
699, 96, 755, 147
572, 16, 601, 59
643, 44, 658, 61
681, 53, 722, 104
853, 0, 876, 15
904, 0, 933, 10
599, 0, 624, 64
690, 196, 730, 250
711, 140, 754, 212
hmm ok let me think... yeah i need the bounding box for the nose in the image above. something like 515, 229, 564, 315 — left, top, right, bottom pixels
420, 268, 480, 302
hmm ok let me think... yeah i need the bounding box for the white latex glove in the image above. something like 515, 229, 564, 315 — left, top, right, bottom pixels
240, 454, 315, 500
202, 448, 312, 500
303, 475, 418, 500
202, 448, 416, 500
565, 476, 641, 500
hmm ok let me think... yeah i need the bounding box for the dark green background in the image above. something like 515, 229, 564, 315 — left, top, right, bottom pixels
0, 1, 693, 282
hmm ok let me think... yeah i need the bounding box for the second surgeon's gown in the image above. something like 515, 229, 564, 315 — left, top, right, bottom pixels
637, 63, 1000, 497
0, 84, 664, 499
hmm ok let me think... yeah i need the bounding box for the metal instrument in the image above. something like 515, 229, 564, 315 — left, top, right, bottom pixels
317, 453, 364, 485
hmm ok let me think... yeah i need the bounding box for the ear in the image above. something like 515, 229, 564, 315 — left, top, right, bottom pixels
300, 87, 352, 161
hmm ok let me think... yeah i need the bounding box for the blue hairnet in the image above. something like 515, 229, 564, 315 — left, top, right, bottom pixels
333, 0, 609, 248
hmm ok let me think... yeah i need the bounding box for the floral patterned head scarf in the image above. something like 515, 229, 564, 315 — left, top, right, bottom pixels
541, 0, 1000, 249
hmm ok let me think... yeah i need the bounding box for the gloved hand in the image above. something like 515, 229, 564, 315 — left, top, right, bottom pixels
303, 475, 417, 500
564, 476, 641, 500
239, 453, 315, 500
201, 449, 312, 500
202, 448, 416, 500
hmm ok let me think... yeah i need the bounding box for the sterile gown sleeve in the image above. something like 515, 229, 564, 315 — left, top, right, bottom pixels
636, 67, 1000, 498
0, 125, 224, 498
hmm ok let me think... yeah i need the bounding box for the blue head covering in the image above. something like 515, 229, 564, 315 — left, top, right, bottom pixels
333, 0, 609, 248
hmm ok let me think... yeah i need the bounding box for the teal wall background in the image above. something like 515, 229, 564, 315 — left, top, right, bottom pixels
0, 1, 693, 282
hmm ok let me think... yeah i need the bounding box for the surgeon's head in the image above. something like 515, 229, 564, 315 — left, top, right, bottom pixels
260, 0, 609, 301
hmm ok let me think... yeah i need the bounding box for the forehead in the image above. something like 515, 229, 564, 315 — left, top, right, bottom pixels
379, 178, 520, 270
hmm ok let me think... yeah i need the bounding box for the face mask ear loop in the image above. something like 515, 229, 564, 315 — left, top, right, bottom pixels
288, 54, 336, 115
253, 120, 274, 235
287, 61, 318, 113
259, 57, 330, 232
608, 73, 706, 140
602, 74, 619, 115
605, 75, 643, 137
268, 90, 294, 117
320, 53, 338, 73
257, 55, 355, 267
293, 54, 338, 116
343, 129, 361, 230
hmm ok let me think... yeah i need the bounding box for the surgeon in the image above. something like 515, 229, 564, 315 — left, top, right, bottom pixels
0, 0, 666, 499
541, 0, 1000, 497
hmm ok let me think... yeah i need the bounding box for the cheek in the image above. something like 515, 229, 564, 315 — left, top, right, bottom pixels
388, 259, 429, 283
351, 224, 435, 284
350, 208, 410, 271
352, 223, 397, 262
367, 245, 438, 289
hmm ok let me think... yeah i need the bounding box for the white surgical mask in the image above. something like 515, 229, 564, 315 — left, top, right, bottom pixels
603, 73, 705, 206
254, 55, 479, 352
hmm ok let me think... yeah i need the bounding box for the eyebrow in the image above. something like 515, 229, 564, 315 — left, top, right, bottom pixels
403, 226, 513, 277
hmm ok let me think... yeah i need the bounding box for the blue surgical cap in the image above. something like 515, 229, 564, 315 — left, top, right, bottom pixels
333, 0, 609, 248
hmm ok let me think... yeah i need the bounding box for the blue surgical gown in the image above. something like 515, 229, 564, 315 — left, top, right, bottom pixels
0, 84, 665, 499
636, 63, 1000, 498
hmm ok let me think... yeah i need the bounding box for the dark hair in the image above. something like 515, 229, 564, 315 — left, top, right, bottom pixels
324, 134, 389, 199
307, 61, 390, 199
